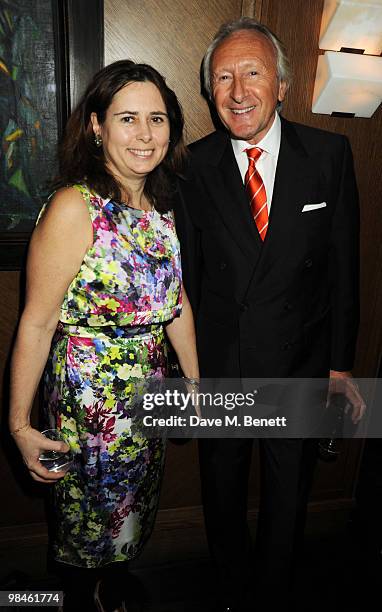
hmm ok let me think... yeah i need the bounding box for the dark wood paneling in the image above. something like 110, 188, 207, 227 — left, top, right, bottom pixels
0, 272, 21, 389
242, 0, 262, 20
0, 271, 47, 529
66, 0, 104, 111
160, 440, 201, 509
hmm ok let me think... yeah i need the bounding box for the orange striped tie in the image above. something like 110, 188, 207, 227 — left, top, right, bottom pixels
245, 147, 268, 240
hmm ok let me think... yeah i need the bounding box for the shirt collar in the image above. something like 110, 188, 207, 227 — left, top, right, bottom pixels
231, 112, 281, 158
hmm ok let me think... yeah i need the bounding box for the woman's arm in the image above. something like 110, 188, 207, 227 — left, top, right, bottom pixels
165, 285, 199, 381
9, 187, 93, 483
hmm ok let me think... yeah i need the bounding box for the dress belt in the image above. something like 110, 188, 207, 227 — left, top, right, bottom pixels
56, 322, 163, 339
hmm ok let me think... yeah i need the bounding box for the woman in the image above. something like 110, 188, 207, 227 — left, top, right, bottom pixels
9, 60, 199, 611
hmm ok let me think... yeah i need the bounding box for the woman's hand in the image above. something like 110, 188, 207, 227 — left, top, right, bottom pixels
11, 426, 70, 483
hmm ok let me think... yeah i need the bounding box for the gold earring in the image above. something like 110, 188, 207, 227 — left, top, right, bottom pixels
94, 133, 102, 147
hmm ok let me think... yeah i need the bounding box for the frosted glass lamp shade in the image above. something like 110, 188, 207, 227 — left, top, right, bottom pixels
312, 51, 382, 117
319, 0, 382, 55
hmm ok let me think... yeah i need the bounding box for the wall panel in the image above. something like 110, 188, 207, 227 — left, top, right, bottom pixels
0, 271, 46, 533
105, 0, 261, 142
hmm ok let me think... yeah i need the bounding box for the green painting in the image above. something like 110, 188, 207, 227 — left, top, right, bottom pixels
0, 0, 58, 232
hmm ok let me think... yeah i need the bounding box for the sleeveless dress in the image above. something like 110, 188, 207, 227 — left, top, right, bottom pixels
41, 184, 182, 568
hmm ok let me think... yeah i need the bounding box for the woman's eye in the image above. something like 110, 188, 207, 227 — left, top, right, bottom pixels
151, 116, 165, 124
248, 70, 258, 77
218, 74, 231, 82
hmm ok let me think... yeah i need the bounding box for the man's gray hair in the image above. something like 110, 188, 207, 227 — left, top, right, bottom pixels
203, 17, 291, 100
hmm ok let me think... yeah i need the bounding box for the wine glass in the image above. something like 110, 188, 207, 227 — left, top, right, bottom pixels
318, 393, 346, 462
39, 429, 73, 473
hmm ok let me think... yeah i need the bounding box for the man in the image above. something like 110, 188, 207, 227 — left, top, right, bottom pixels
175, 18, 365, 611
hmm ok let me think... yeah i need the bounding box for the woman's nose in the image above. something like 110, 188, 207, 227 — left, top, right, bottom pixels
137, 121, 153, 142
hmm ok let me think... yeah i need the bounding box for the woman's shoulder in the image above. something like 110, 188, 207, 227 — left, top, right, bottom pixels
29, 185, 94, 276
37, 185, 93, 227
52, 183, 99, 205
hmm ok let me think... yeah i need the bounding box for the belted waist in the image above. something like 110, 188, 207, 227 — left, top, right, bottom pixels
56, 322, 163, 339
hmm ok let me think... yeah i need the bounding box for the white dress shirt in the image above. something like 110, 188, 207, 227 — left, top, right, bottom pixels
231, 112, 281, 213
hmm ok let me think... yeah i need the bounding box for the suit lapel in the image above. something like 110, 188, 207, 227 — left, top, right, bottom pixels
235, 118, 319, 298
253, 118, 315, 267
202, 133, 262, 259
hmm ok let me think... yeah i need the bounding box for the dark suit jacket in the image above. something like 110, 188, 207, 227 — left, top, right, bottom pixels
175, 117, 360, 378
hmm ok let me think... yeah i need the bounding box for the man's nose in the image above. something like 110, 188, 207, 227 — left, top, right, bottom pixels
231, 76, 246, 103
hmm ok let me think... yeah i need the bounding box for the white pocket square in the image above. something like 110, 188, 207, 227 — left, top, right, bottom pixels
302, 202, 327, 212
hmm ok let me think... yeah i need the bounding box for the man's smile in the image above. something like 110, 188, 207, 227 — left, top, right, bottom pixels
230, 105, 256, 115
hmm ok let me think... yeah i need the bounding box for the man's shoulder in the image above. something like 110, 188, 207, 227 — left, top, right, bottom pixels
188, 130, 229, 161
284, 118, 348, 150
188, 120, 348, 156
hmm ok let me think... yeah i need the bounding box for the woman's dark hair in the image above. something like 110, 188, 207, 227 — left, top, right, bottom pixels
54, 60, 187, 212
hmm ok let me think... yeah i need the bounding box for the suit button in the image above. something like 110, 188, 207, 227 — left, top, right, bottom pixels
220, 262, 227, 270
239, 302, 249, 312
284, 302, 292, 311
304, 258, 313, 268
282, 342, 292, 350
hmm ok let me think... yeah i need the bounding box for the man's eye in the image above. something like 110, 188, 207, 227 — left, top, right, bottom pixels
121, 116, 134, 123
214, 74, 231, 83
249, 71, 258, 77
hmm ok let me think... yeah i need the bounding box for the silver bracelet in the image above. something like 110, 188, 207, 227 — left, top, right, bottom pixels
182, 376, 200, 386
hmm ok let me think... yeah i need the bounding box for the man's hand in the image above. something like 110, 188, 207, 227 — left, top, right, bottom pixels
328, 370, 366, 424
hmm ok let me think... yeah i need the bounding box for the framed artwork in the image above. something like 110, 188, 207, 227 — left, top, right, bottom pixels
0, 0, 104, 270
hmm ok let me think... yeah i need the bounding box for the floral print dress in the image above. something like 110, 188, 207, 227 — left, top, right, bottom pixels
41, 184, 182, 568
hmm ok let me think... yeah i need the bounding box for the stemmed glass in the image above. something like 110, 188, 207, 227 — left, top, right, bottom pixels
39, 429, 73, 473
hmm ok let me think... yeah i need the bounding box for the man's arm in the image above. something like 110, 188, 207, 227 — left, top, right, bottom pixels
329, 137, 365, 422
329, 136, 360, 371
173, 180, 202, 317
